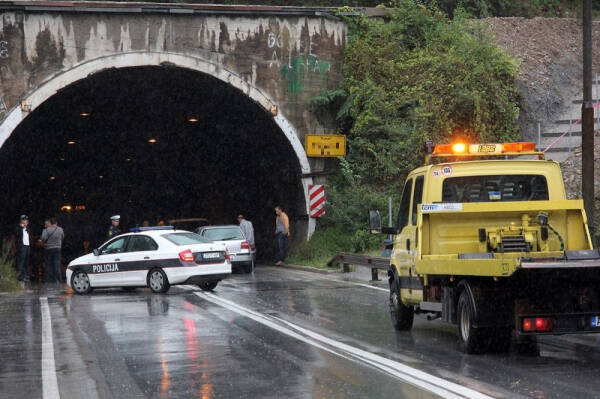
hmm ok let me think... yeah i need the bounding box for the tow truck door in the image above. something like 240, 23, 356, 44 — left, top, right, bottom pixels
394, 174, 424, 303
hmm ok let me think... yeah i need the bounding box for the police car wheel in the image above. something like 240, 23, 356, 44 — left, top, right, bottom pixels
71, 271, 92, 294
243, 261, 253, 274
198, 280, 218, 291
148, 269, 170, 293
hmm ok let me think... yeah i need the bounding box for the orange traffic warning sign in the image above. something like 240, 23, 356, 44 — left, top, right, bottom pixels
305, 134, 346, 157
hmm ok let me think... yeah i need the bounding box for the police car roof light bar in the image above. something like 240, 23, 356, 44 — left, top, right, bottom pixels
130, 226, 175, 232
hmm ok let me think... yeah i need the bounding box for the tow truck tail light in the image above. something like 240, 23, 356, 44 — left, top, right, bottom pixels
502, 142, 536, 152
522, 317, 554, 332
225, 249, 230, 260
179, 249, 194, 262
241, 241, 250, 250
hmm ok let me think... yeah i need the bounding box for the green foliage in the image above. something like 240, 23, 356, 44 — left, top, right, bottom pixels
0, 241, 21, 292
303, 0, 520, 256
339, 0, 519, 190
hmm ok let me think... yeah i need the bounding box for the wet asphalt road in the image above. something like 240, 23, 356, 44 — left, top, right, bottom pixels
1, 266, 600, 398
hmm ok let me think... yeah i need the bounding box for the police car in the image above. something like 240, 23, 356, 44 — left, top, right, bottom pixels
66, 227, 231, 294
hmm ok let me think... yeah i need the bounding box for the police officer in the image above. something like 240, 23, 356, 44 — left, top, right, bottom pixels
108, 215, 121, 239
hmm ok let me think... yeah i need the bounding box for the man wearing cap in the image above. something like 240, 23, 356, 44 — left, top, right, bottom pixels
15, 215, 31, 282
108, 215, 121, 239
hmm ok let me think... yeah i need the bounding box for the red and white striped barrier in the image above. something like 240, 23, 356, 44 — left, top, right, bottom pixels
309, 185, 326, 218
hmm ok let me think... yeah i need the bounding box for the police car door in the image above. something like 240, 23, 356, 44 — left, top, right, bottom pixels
119, 235, 159, 286
90, 236, 129, 287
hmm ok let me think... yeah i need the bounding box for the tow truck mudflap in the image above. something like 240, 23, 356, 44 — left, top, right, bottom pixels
520, 249, 600, 269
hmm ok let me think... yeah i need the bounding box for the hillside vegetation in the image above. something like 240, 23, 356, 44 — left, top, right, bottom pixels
291, 0, 521, 264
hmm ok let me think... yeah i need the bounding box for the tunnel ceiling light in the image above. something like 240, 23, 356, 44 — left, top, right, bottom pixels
67, 140, 76, 145
188, 117, 199, 123
148, 138, 158, 144
80, 112, 90, 117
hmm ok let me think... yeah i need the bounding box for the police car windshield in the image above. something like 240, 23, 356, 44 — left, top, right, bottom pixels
162, 232, 211, 245
202, 227, 244, 241
442, 175, 549, 203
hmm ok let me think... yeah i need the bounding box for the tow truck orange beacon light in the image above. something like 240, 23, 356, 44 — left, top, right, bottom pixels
501, 142, 536, 152
432, 143, 468, 155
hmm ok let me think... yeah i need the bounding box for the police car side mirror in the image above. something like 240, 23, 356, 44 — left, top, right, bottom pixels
93, 248, 100, 256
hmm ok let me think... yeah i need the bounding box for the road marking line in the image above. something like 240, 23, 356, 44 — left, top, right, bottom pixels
271, 266, 390, 292
194, 290, 493, 399
40, 297, 60, 399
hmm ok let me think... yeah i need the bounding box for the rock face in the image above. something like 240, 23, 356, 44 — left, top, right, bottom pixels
485, 17, 600, 194
559, 137, 600, 199
484, 18, 600, 161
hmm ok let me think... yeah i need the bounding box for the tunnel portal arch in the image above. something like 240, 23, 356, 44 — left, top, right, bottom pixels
0, 51, 316, 238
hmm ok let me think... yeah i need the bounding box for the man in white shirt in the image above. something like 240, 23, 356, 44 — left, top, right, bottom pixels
15, 215, 31, 282
237, 214, 255, 250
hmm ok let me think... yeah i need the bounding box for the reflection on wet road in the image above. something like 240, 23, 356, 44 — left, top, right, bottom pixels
1, 266, 600, 398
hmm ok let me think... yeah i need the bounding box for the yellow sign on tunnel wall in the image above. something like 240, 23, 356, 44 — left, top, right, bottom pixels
305, 134, 346, 157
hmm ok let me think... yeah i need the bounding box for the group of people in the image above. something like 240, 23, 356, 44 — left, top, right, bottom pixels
12, 205, 292, 284
14, 214, 64, 284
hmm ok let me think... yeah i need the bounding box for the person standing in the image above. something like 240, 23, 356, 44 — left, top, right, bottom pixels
15, 215, 31, 282
108, 215, 121, 239
41, 217, 64, 284
274, 206, 290, 265
237, 214, 255, 249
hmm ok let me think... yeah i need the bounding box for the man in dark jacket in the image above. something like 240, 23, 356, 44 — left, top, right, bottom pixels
15, 215, 31, 282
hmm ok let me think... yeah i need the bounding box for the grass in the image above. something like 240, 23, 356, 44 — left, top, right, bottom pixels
0, 241, 22, 292
287, 227, 382, 269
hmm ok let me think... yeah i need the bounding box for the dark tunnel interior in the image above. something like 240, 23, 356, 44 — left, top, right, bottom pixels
0, 66, 305, 262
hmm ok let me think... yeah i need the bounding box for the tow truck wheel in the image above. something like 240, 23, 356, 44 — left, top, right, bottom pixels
457, 290, 489, 353
148, 268, 170, 293
389, 280, 414, 330
198, 280, 218, 291
71, 271, 92, 295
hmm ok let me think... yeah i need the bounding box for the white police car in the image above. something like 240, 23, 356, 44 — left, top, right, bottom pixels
66, 227, 231, 294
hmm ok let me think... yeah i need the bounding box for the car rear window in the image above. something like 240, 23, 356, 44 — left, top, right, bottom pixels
162, 232, 211, 245
202, 227, 244, 241
442, 175, 549, 202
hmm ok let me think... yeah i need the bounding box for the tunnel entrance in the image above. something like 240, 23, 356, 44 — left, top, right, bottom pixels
0, 66, 306, 262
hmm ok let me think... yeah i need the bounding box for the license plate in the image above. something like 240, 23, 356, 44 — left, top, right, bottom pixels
202, 252, 220, 259
591, 316, 600, 328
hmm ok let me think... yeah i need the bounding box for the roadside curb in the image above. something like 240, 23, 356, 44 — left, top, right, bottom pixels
267, 263, 340, 275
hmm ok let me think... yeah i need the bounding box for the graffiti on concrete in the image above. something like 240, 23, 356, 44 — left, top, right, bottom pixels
0, 98, 7, 115
281, 55, 331, 94
0, 41, 8, 58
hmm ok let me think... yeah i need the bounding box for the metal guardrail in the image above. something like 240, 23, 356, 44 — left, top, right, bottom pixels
337, 252, 390, 281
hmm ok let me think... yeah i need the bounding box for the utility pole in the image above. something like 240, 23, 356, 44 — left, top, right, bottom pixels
582, 0, 595, 242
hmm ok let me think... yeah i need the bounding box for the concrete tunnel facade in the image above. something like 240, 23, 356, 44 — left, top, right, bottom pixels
0, 3, 348, 245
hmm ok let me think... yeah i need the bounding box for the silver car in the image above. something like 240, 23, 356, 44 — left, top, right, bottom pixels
197, 225, 255, 273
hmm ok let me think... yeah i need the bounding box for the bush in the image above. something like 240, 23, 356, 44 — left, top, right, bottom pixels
0, 240, 21, 292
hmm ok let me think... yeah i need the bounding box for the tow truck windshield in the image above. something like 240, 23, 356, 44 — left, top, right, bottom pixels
442, 174, 549, 203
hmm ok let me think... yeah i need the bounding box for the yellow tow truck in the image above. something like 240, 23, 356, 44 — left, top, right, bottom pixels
369, 141, 600, 353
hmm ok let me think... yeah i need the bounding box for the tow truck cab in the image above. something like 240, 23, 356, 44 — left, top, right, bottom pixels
370, 142, 600, 353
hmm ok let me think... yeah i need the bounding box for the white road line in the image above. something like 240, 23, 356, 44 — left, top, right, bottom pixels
272, 266, 390, 292
40, 297, 60, 399
194, 291, 493, 399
